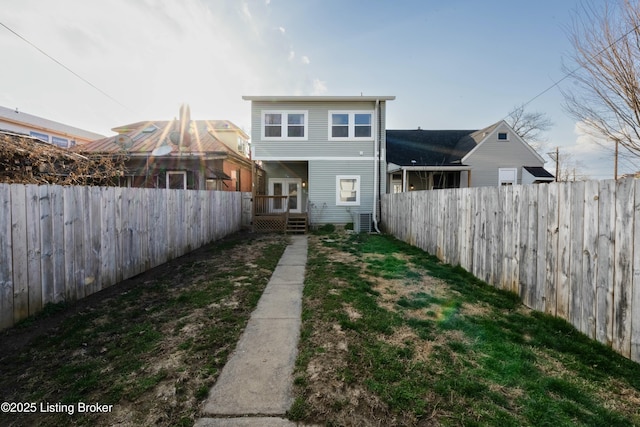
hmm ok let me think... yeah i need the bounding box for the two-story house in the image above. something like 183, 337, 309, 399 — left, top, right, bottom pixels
243, 95, 395, 232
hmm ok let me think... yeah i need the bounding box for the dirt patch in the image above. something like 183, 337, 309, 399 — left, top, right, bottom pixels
0, 231, 289, 427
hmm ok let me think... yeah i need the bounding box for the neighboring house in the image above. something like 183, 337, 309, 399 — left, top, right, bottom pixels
243, 95, 395, 232
0, 105, 104, 148
386, 120, 554, 192
76, 105, 255, 191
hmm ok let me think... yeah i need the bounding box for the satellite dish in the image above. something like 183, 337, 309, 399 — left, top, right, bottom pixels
169, 131, 192, 147
151, 145, 172, 156
114, 134, 133, 150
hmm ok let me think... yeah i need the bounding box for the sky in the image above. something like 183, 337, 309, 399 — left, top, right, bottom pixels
1, 0, 638, 180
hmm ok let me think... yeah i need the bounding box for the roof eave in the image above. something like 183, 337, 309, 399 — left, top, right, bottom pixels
242, 95, 395, 102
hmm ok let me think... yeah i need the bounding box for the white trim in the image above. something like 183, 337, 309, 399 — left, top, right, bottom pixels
243, 95, 395, 102
462, 120, 546, 164
166, 171, 187, 189
498, 167, 518, 186
336, 175, 361, 206
269, 178, 302, 213
253, 156, 376, 161
261, 110, 308, 141
328, 110, 374, 141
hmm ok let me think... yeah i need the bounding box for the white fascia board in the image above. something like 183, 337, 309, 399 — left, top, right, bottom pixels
243, 95, 395, 102
253, 156, 376, 161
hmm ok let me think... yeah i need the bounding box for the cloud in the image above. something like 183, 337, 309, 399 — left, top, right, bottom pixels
0, 0, 328, 135
312, 79, 328, 95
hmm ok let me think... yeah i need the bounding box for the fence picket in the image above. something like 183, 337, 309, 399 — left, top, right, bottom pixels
380, 177, 640, 364
0, 185, 244, 330
0, 184, 13, 329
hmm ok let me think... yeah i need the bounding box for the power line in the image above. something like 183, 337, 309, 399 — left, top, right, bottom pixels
0, 21, 133, 112
506, 18, 640, 117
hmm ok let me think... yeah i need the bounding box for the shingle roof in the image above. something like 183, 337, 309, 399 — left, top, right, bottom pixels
75, 119, 238, 156
386, 129, 478, 166
523, 166, 555, 178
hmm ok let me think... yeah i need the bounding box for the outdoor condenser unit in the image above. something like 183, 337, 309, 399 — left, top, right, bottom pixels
353, 212, 373, 233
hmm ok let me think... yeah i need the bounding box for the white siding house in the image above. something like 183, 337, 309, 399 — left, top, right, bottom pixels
243, 96, 395, 230
386, 120, 554, 192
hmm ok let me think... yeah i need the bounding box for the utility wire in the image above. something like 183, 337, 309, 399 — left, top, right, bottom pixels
0, 21, 133, 112
505, 19, 640, 117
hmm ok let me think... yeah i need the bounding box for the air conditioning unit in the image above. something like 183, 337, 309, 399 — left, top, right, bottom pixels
353, 212, 373, 233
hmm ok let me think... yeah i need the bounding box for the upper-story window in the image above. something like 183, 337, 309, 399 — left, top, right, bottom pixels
498, 132, 508, 140
262, 111, 308, 140
329, 111, 373, 140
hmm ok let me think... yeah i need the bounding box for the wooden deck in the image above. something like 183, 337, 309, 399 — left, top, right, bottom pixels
253, 195, 308, 234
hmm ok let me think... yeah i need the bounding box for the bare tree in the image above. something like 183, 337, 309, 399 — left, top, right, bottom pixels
507, 104, 554, 151
562, 0, 640, 157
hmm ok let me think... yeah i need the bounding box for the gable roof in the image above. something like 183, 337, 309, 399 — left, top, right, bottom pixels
76, 119, 247, 160
387, 120, 546, 167
386, 129, 477, 166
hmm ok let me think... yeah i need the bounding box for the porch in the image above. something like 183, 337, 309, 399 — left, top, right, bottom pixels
252, 195, 308, 234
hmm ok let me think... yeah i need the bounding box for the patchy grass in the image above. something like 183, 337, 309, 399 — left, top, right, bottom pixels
293, 230, 640, 426
0, 232, 288, 427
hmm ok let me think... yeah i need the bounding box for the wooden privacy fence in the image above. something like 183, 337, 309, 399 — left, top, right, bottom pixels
0, 184, 246, 330
382, 178, 640, 363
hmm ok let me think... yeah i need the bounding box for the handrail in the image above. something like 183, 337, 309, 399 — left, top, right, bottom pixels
254, 195, 289, 215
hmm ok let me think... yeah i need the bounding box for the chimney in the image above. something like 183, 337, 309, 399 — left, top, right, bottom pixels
179, 104, 192, 147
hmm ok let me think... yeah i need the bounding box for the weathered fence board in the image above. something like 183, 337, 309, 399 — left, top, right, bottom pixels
0, 184, 246, 329
381, 178, 640, 363
0, 184, 13, 329
11, 185, 28, 322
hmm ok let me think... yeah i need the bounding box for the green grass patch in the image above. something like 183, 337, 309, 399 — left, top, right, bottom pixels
293, 232, 640, 427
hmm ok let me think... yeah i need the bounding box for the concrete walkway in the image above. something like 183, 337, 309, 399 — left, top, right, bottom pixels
194, 235, 308, 427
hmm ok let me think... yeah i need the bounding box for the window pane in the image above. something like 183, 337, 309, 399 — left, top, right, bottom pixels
332, 114, 349, 125
288, 125, 304, 137
265, 113, 282, 125
288, 114, 304, 125
354, 114, 371, 125
332, 126, 349, 138
354, 126, 371, 137
265, 126, 282, 137
339, 178, 357, 202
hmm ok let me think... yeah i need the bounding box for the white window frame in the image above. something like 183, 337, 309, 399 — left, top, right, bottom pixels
328, 111, 374, 141
336, 175, 361, 206
498, 168, 517, 186
166, 171, 187, 189
261, 110, 308, 141
497, 132, 509, 141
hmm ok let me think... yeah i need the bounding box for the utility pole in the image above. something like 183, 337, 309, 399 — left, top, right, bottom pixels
614, 139, 619, 180
547, 147, 560, 182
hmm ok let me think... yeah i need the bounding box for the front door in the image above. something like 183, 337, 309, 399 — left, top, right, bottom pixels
269, 178, 301, 213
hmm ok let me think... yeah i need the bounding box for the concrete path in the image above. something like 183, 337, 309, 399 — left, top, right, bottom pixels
195, 235, 309, 427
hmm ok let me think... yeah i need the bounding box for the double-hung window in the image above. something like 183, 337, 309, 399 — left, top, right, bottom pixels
262, 111, 308, 140
336, 175, 361, 206
329, 111, 373, 140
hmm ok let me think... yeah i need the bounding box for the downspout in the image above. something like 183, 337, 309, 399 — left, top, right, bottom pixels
372, 99, 382, 233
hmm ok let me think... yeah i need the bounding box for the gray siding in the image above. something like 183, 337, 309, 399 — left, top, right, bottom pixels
465, 122, 545, 187
250, 100, 387, 160
308, 160, 377, 225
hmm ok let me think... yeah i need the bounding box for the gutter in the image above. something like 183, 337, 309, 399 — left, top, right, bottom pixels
373, 99, 382, 233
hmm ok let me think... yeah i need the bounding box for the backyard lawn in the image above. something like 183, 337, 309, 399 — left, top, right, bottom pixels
290, 228, 640, 426
1, 228, 639, 426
